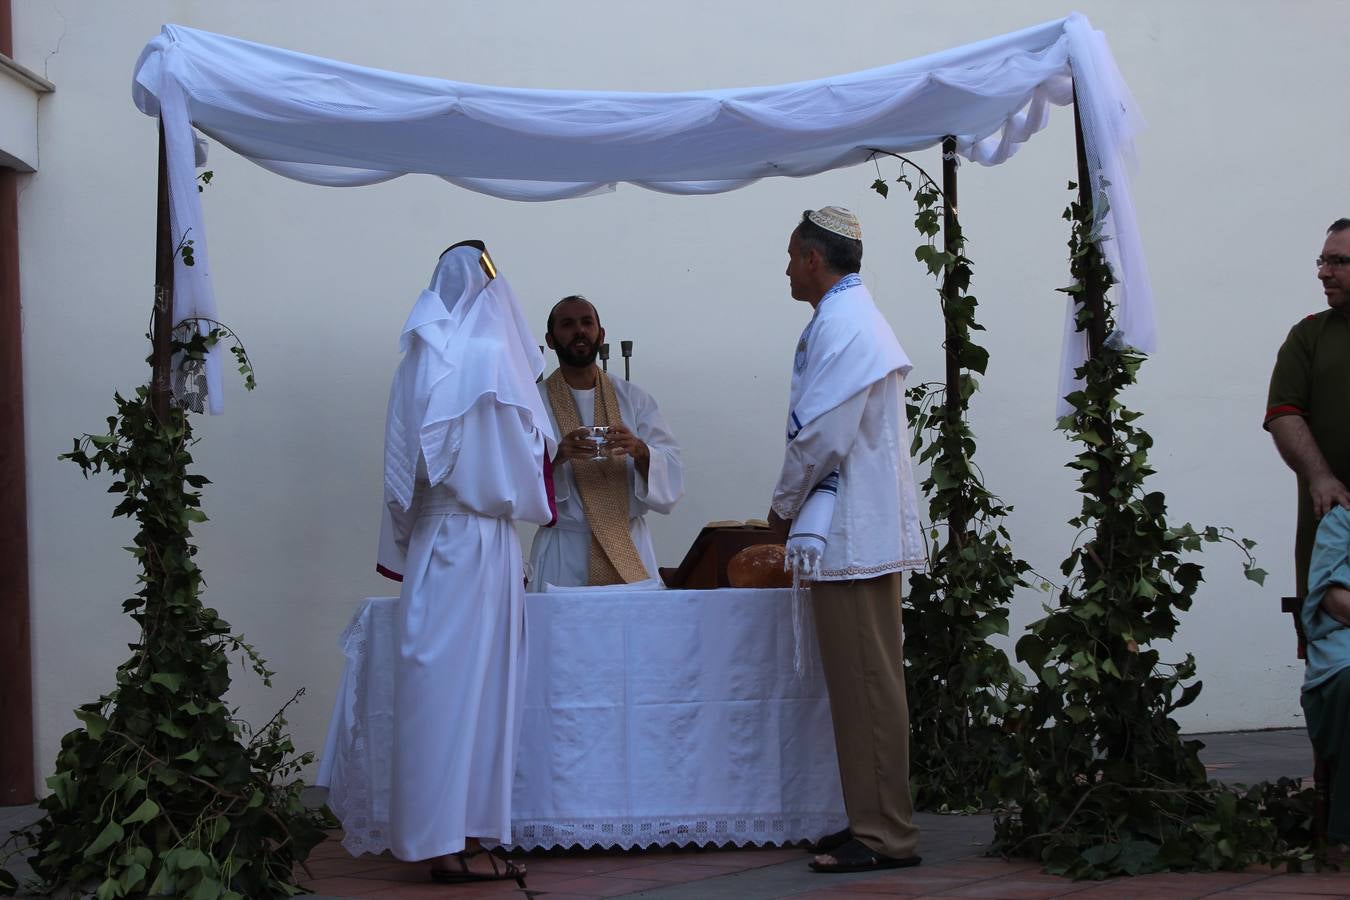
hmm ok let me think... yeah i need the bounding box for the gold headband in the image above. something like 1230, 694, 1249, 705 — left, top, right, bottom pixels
440, 239, 497, 280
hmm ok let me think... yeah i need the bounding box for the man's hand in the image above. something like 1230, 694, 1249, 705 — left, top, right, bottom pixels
1323, 585, 1350, 628
554, 427, 599, 466
604, 424, 647, 463
1268, 416, 1350, 516
605, 424, 650, 479
1310, 474, 1350, 518
766, 509, 791, 541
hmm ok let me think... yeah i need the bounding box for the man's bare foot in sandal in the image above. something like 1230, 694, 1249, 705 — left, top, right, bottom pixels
428, 838, 527, 887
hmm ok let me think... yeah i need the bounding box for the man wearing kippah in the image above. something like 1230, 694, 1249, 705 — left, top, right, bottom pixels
768, 207, 928, 873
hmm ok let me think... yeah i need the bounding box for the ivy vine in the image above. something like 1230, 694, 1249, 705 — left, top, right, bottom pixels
1, 229, 319, 897
869, 149, 1033, 811
990, 181, 1313, 878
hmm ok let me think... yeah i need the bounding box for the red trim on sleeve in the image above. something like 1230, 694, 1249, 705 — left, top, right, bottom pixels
543, 450, 558, 527
1263, 404, 1305, 427
376, 563, 404, 583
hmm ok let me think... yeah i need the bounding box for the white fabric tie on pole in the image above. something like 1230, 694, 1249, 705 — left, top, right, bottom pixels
131, 12, 1152, 415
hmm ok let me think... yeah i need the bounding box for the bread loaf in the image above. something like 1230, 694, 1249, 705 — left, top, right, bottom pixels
727, 544, 791, 589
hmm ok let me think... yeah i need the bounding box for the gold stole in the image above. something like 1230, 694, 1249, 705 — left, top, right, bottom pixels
545, 369, 651, 585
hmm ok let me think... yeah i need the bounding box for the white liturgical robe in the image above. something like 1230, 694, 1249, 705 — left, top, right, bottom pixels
528, 378, 682, 590
374, 246, 556, 862
772, 275, 926, 580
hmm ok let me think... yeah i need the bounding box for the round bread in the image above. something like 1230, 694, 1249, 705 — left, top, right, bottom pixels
727, 544, 792, 589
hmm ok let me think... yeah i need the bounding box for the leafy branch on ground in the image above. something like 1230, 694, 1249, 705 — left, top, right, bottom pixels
869, 148, 1033, 811
990, 181, 1309, 879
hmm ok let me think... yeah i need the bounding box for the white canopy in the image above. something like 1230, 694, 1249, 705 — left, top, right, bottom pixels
132, 12, 1152, 414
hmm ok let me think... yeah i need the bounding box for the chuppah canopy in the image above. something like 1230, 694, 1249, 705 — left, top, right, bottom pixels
131, 12, 1152, 414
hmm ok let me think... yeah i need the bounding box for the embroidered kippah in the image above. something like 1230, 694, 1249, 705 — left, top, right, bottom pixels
807, 206, 861, 241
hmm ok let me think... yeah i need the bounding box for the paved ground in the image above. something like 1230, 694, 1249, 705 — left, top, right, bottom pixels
2, 728, 1343, 899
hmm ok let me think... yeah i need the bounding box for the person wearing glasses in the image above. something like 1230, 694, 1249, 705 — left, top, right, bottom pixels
1266, 218, 1350, 852
1265, 218, 1350, 597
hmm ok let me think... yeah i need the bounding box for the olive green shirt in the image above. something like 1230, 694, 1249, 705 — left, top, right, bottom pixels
1266, 309, 1350, 594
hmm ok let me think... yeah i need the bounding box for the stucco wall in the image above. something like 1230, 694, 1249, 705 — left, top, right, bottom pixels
13, 0, 1349, 788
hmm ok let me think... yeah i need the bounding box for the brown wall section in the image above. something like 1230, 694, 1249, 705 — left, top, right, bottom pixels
0, 0, 38, 806
0, 165, 35, 806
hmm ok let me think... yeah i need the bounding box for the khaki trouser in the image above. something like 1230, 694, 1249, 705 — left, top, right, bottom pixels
811, 572, 920, 859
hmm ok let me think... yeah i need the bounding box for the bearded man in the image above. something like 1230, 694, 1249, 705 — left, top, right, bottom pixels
528, 295, 683, 589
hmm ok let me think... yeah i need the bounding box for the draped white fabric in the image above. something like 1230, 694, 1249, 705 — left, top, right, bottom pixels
131, 13, 1152, 414
382, 247, 555, 515
318, 592, 847, 854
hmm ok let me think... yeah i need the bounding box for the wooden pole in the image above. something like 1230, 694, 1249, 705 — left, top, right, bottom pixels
1073, 84, 1113, 504
940, 135, 967, 543
1072, 90, 1106, 360
151, 120, 174, 422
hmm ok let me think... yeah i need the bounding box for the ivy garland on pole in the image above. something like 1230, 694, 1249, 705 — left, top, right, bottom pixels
869, 148, 1033, 811
990, 180, 1317, 878
0, 185, 323, 897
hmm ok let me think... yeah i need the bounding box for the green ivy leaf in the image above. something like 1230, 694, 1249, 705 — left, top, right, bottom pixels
84, 820, 124, 858
121, 798, 159, 826
150, 672, 184, 694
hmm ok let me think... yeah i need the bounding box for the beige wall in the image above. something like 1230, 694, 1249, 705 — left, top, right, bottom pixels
13, 0, 1349, 788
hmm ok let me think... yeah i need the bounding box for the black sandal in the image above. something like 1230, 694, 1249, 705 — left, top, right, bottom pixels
807, 827, 853, 854
809, 837, 921, 873
430, 846, 527, 888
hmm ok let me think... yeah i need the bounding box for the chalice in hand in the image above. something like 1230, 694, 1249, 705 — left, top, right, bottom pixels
586, 425, 611, 461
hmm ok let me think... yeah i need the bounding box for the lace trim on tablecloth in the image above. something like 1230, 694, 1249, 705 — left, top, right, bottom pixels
326, 605, 397, 858
510, 811, 847, 851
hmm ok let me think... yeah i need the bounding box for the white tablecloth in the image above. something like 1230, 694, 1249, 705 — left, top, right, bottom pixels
317, 589, 846, 853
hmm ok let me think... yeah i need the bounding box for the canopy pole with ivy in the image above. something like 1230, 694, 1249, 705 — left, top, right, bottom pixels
0, 118, 321, 899
151, 120, 174, 425
988, 81, 1309, 879
939, 135, 967, 545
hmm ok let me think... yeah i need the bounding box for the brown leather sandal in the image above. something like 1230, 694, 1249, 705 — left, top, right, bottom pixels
429, 847, 527, 888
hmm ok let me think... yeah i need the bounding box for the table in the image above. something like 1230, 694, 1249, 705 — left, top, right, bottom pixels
317, 588, 846, 854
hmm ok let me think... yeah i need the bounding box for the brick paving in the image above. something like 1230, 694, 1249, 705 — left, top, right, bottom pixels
3, 729, 1346, 898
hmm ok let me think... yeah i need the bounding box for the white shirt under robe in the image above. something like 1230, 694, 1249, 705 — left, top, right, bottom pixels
528, 378, 682, 590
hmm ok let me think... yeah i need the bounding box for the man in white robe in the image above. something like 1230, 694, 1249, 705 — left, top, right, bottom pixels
768, 208, 927, 874
528, 295, 683, 589
376, 242, 557, 884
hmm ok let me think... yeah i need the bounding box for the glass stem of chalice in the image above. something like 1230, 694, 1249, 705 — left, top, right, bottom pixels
586, 425, 611, 461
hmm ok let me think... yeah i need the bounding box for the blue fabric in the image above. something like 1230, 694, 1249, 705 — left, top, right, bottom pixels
1302, 506, 1350, 692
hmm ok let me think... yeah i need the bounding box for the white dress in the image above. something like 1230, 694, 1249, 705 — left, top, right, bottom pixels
527, 378, 683, 590
370, 246, 557, 861
383, 398, 553, 860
